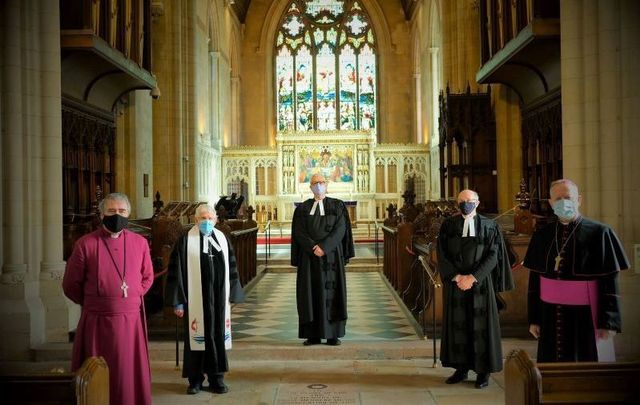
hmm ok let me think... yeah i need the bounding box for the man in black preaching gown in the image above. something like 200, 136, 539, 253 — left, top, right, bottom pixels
524, 179, 628, 362
166, 204, 245, 395
437, 189, 514, 389
292, 173, 354, 346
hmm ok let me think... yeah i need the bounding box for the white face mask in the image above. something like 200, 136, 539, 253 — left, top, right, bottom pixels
311, 183, 326, 196
552, 199, 578, 221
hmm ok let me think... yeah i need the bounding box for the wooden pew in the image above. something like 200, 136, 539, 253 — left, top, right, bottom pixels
216, 218, 259, 286
0, 356, 109, 405
504, 349, 640, 405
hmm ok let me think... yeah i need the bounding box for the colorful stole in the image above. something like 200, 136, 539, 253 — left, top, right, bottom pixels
186, 226, 232, 351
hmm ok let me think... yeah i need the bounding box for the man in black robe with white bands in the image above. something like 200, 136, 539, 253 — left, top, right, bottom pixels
166, 204, 245, 395
524, 179, 629, 362
437, 189, 514, 389
292, 173, 354, 346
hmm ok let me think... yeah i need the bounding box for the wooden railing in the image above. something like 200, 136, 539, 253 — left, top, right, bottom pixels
229, 226, 258, 287
380, 222, 413, 293
0, 356, 109, 405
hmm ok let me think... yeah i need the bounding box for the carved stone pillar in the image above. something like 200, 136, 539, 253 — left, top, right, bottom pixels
561, 0, 640, 359
0, 0, 70, 360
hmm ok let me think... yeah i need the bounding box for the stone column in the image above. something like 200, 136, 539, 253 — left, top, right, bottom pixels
561, 0, 640, 359
231, 76, 241, 147
37, 0, 74, 343
429, 47, 441, 200
0, 0, 62, 360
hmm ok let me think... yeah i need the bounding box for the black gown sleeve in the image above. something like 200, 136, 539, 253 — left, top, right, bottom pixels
471, 225, 499, 284
226, 237, 245, 303
527, 270, 541, 325
166, 236, 187, 307
317, 202, 347, 256
291, 202, 317, 266
436, 219, 459, 282
597, 273, 621, 332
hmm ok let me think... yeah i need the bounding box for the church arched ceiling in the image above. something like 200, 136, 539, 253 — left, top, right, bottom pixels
231, 1, 416, 23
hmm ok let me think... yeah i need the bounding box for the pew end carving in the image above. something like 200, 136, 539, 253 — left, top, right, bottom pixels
505, 349, 640, 404
0, 356, 109, 405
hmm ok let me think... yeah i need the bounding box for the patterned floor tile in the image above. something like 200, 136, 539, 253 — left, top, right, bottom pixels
231, 272, 421, 342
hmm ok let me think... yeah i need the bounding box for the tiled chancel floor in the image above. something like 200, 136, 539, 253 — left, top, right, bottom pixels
149, 242, 536, 404
232, 272, 420, 342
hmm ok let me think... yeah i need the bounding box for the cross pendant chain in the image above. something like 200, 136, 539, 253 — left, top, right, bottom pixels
554, 255, 562, 272
121, 281, 129, 298
553, 218, 582, 272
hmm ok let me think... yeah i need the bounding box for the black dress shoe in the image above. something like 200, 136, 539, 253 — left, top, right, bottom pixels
475, 373, 489, 389
445, 369, 468, 384
210, 382, 229, 394
186, 383, 201, 395
326, 338, 341, 346
303, 338, 321, 346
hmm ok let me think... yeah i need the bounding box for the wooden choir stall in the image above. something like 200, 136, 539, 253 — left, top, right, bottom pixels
380, 178, 538, 339
62, 190, 259, 339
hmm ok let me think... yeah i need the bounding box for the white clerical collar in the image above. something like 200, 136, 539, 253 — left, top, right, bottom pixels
462, 212, 477, 237
202, 233, 222, 253
309, 198, 325, 216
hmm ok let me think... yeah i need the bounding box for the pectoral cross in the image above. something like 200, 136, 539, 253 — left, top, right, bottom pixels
554, 255, 562, 272
121, 281, 129, 298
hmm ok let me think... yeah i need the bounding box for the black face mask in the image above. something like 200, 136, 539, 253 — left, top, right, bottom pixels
103, 214, 129, 233
458, 201, 477, 215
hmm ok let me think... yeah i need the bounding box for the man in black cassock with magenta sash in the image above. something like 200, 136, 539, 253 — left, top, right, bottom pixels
524, 179, 628, 362
292, 173, 354, 346
437, 189, 513, 389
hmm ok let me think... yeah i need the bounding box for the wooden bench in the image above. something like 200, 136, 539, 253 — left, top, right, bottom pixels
504, 349, 640, 404
0, 356, 109, 405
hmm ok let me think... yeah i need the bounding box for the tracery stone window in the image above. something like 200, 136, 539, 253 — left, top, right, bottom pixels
275, 0, 377, 132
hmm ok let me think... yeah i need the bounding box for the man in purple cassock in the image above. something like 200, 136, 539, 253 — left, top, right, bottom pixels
63, 193, 154, 405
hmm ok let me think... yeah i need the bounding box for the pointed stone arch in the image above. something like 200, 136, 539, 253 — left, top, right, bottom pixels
207, 0, 221, 52
255, 0, 395, 143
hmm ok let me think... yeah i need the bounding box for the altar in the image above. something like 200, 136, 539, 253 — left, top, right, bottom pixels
221, 129, 431, 224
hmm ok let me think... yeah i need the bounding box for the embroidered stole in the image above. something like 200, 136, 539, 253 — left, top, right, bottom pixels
186, 226, 232, 351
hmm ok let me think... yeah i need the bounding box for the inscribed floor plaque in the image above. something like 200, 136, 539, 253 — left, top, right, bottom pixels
276, 383, 358, 405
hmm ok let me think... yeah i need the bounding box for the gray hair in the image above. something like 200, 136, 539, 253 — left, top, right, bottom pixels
99, 193, 131, 214
550, 179, 579, 195
195, 203, 216, 219
459, 189, 480, 200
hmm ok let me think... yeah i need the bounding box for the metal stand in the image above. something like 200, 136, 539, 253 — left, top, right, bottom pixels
418, 253, 441, 368
175, 315, 180, 370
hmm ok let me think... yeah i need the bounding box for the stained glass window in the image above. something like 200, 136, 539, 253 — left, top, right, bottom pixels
276, 0, 377, 132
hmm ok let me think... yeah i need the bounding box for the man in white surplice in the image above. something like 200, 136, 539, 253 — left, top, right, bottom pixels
166, 204, 244, 395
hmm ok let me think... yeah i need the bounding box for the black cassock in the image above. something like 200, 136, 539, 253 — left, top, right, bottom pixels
291, 197, 354, 340
524, 217, 628, 362
166, 231, 244, 380
437, 214, 513, 374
